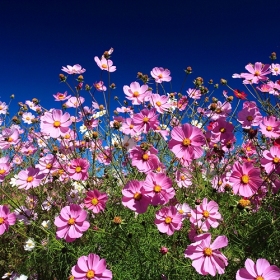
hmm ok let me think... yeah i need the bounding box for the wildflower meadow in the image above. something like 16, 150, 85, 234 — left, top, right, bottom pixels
1, 48, 280, 279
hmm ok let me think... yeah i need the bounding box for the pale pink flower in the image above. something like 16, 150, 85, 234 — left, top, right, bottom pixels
94, 56, 116, 72
0, 205, 16, 235
0, 162, 10, 182
40, 109, 72, 138
64, 96, 85, 108
236, 258, 280, 280
94, 81, 107, 92
53, 91, 71, 101
149, 93, 172, 114
54, 204, 90, 242
61, 64, 86, 74
184, 233, 228, 276
261, 146, 280, 174
175, 168, 192, 188
270, 63, 280, 76
71, 253, 112, 280
190, 198, 222, 231
175, 203, 191, 220
240, 62, 271, 84
259, 116, 280, 138
84, 189, 108, 214
121, 118, 138, 136
168, 123, 205, 160
123, 82, 150, 105
16, 167, 45, 190
187, 88, 201, 99
67, 158, 89, 181
229, 162, 262, 197
205, 101, 232, 120
0, 102, 8, 114
151, 67, 171, 83
155, 206, 182, 235
122, 180, 151, 214
22, 112, 35, 124
143, 173, 175, 206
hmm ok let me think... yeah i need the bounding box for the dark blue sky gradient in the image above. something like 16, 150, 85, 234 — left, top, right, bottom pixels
1, 0, 279, 115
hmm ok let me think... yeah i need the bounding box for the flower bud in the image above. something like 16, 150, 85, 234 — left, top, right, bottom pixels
59, 73, 66, 82
269, 52, 277, 60
10, 94, 15, 99
194, 77, 203, 86
77, 75, 84, 82
32, 98, 39, 105
220, 78, 227, 85
110, 83, 116, 89
185, 66, 192, 74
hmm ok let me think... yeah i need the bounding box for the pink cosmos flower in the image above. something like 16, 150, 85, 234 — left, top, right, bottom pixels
190, 198, 222, 231
40, 109, 72, 138
71, 253, 112, 280
121, 118, 138, 136
261, 146, 280, 174
61, 64, 86, 74
131, 108, 159, 134
184, 233, 228, 276
54, 204, 90, 242
0, 162, 11, 182
259, 116, 280, 138
187, 88, 201, 99
65, 96, 85, 108
0, 205, 16, 235
175, 168, 192, 188
129, 145, 160, 173
237, 107, 263, 129
240, 62, 271, 84
84, 189, 108, 214
143, 173, 175, 205
0, 102, 8, 114
22, 112, 35, 124
67, 158, 90, 181
154, 206, 182, 235
229, 162, 262, 197
168, 123, 205, 160
16, 167, 45, 190
205, 101, 232, 120
149, 93, 172, 114
122, 180, 151, 214
236, 258, 280, 280
123, 81, 150, 105
151, 67, 172, 83
53, 91, 71, 101
94, 56, 116, 72
94, 81, 107, 92
175, 203, 191, 220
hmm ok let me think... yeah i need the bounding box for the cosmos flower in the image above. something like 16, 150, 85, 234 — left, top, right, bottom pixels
0, 205, 16, 235
61, 64, 86, 74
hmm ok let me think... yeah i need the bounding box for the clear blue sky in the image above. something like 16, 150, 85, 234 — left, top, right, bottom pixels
1, 0, 279, 114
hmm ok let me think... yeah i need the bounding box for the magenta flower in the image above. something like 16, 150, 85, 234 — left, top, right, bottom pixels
190, 198, 222, 231
67, 158, 90, 181
259, 116, 280, 138
61, 64, 86, 74
168, 123, 205, 160
240, 62, 271, 84
184, 233, 228, 276
150, 67, 171, 83
131, 108, 159, 134
94, 56, 116, 72
16, 167, 45, 190
229, 162, 262, 197
143, 172, 175, 205
261, 146, 280, 174
155, 206, 182, 235
0, 205, 16, 235
84, 189, 108, 214
122, 180, 151, 214
54, 204, 90, 242
71, 253, 112, 280
40, 109, 72, 138
236, 258, 280, 280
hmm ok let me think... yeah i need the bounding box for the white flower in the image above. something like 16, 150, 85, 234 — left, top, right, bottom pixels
79, 124, 87, 134
72, 181, 85, 192
2, 272, 13, 279
93, 110, 106, 119
41, 220, 51, 229
24, 238, 35, 251
15, 275, 28, 280
10, 175, 18, 187
191, 120, 203, 128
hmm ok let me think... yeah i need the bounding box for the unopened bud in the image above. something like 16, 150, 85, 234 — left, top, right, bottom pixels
208, 79, 213, 84
214, 84, 219, 89
137, 72, 143, 78
85, 84, 91, 91
59, 74, 66, 82
32, 98, 39, 105
194, 77, 203, 86
269, 52, 277, 60
185, 66, 192, 74
77, 75, 84, 82
10, 94, 15, 99
220, 79, 227, 85
110, 83, 116, 89
227, 96, 234, 102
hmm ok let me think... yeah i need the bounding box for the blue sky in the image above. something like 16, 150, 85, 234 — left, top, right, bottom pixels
1, 0, 279, 115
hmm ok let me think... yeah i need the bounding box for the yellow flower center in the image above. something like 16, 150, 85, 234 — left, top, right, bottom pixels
53, 121, 61, 127
129, 124, 134, 129
156, 101, 162, 106
91, 198, 99, 206
27, 176, 34, 182
46, 163, 52, 169
7, 137, 13, 142
75, 166, 82, 173
241, 175, 249, 184
143, 117, 149, 123
203, 247, 212, 256
101, 64, 107, 69
0, 169, 6, 175
220, 128, 226, 133
154, 185, 161, 193
68, 218, 75, 225
58, 94, 64, 99
165, 216, 172, 224
86, 270, 95, 278
133, 91, 139, 97
133, 192, 142, 201
266, 126, 272, 131
203, 210, 209, 218
254, 70, 260, 76
180, 175, 186, 181
0, 217, 4, 224
247, 116, 253, 121
238, 198, 251, 208
273, 157, 279, 163
142, 154, 149, 161
182, 138, 191, 146
178, 209, 184, 214
158, 74, 163, 79
255, 276, 264, 280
